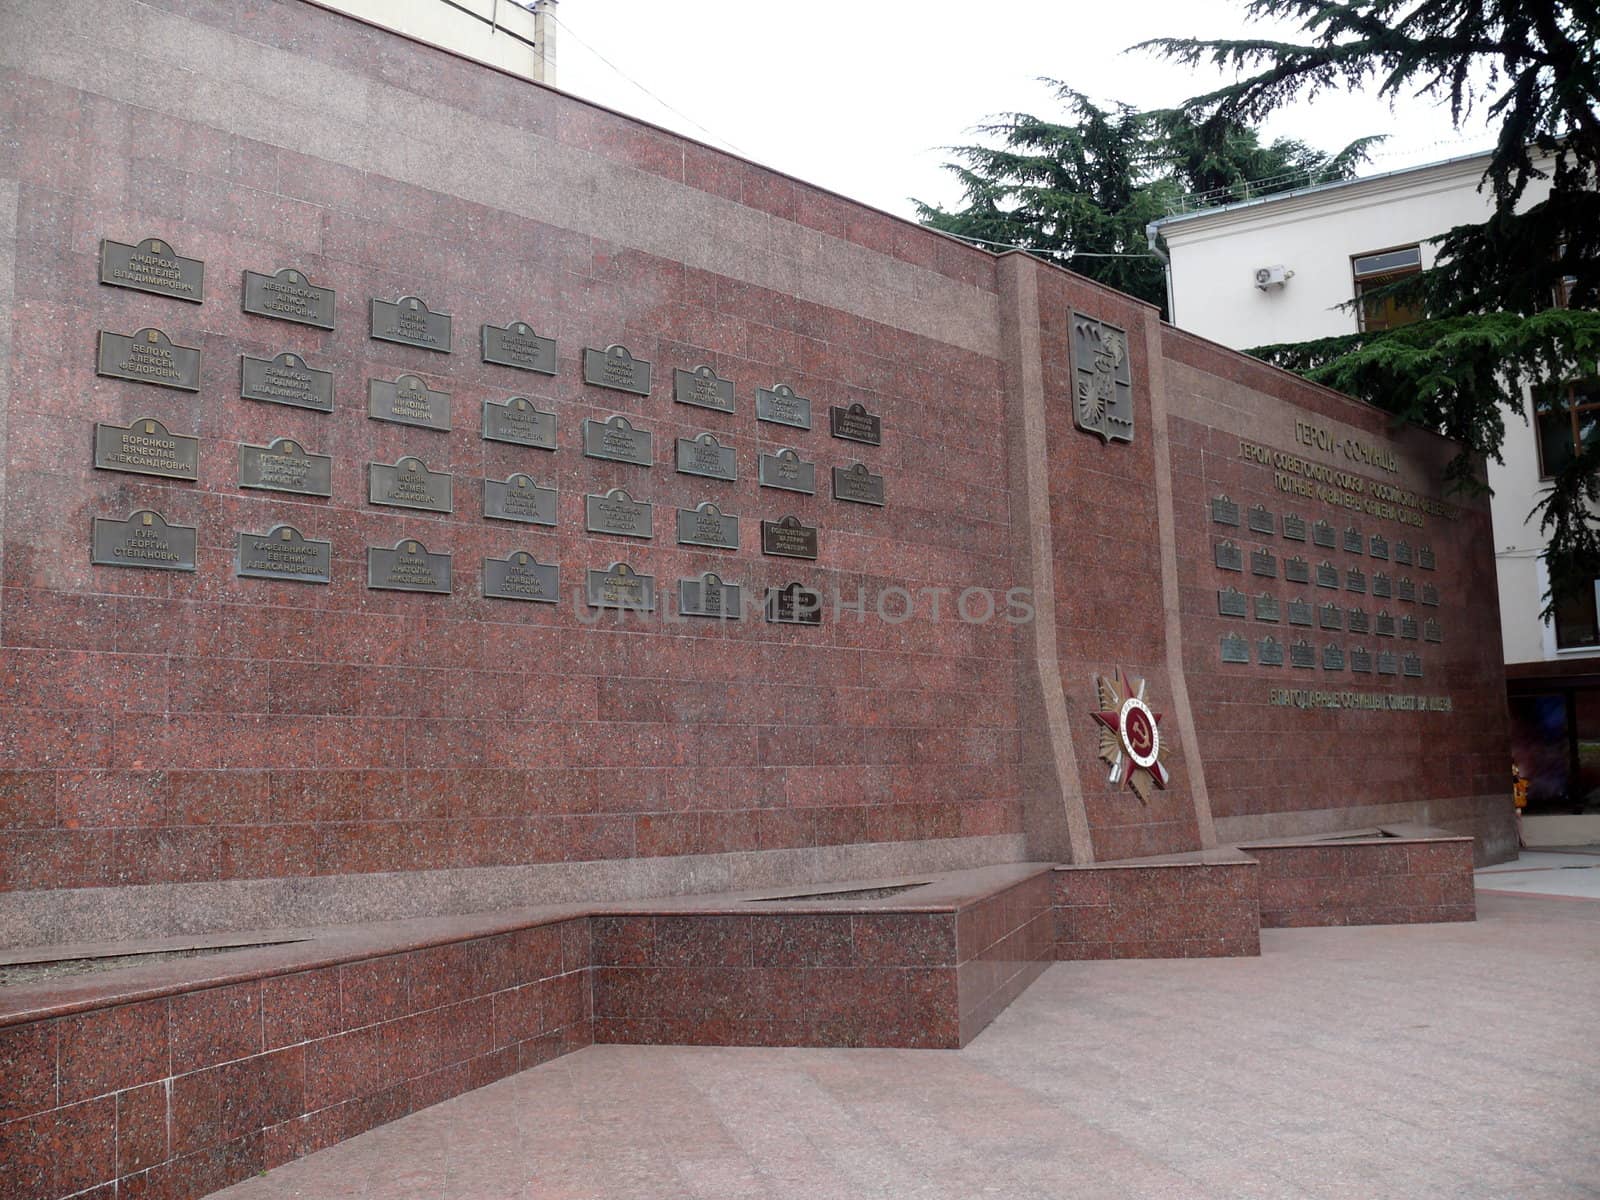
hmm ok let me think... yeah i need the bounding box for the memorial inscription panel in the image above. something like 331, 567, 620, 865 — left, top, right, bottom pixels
829, 402, 882, 446
99, 237, 203, 302
236, 525, 331, 583
582, 416, 653, 466
676, 433, 737, 481
91, 510, 196, 572
583, 345, 652, 395
587, 562, 655, 610
93, 417, 198, 480
369, 540, 452, 593
586, 489, 653, 539
1254, 593, 1280, 622
1220, 632, 1249, 664
1214, 540, 1242, 572
1250, 548, 1277, 578
481, 321, 557, 374
755, 384, 812, 430
482, 397, 556, 449
1210, 495, 1240, 526
680, 572, 742, 619
98, 328, 201, 391
484, 474, 557, 526
371, 296, 452, 352
761, 516, 819, 560
369, 457, 453, 512
1218, 587, 1248, 618
1282, 512, 1306, 540
239, 437, 332, 496
242, 267, 335, 329
483, 551, 559, 603
1248, 505, 1274, 535
1258, 636, 1285, 666
832, 463, 885, 506
766, 583, 823, 625
241, 351, 334, 412
370, 374, 451, 431
759, 449, 816, 495
676, 502, 739, 550
674, 365, 735, 414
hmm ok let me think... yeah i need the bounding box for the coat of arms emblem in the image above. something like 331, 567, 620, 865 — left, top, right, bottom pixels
1071, 312, 1133, 443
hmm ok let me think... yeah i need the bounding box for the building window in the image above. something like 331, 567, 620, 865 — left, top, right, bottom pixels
1554, 580, 1600, 650
1534, 378, 1600, 478
1352, 246, 1423, 332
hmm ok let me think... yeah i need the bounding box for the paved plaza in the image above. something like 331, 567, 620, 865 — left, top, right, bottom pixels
217, 886, 1600, 1200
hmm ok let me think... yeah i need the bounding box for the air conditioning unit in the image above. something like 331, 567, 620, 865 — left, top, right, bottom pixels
1254, 265, 1293, 290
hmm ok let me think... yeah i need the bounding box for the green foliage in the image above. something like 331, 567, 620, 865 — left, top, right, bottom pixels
1144, 0, 1600, 609
916, 84, 1376, 310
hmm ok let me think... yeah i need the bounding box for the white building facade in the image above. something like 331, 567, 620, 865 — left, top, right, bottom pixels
1153, 154, 1600, 833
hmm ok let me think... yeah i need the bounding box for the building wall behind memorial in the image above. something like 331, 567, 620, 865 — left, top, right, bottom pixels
0, 0, 1512, 943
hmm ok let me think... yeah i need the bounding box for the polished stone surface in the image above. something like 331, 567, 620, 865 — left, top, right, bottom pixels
215, 891, 1600, 1200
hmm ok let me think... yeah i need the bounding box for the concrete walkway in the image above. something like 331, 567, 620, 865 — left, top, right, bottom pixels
217, 890, 1600, 1200
1476, 846, 1600, 901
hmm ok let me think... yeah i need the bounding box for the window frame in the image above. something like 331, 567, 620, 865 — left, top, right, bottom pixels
1351, 244, 1424, 333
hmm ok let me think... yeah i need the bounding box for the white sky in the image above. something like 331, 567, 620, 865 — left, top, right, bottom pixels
550, 0, 1498, 221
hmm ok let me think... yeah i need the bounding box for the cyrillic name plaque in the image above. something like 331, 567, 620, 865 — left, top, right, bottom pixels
1312, 520, 1335, 548
832, 463, 885, 506
759, 449, 816, 495
680, 572, 741, 619
1400, 615, 1419, 639
481, 321, 557, 374
93, 417, 198, 480
1377, 650, 1398, 676
676, 501, 739, 550
1285, 556, 1310, 584
91, 510, 196, 572
676, 433, 736, 481
236, 524, 331, 584
582, 415, 653, 466
1248, 504, 1274, 535
1418, 545, 1436, 571
755, 384, 812, 430
242, 266, 334, 329
369, 374, 451, 431
674, 365, 735, 414
1220, 632, 1249, 664
1287, 598, 1313, 626
1214, 540, 1242, 572
241, 351, 334, 412
1348, 607, 1371, 634
1394, 541, 1413, 566
585, 489, 653, 539
1316, 560, 1339, 589
370, 295, 452, 352
1258, 636, 1285, 666
1290, 639, 1316, 669
1322, 643, 1345, 671
1346, 567, 1367, 594
829, 402, 881, 446
1282, 513, 1306, 541
97, 327, 200, 391
1375, 611, 1396, 637
1369, 534, 1389, 560
484, 474, 557, 526
761, 516, 818, 560
368, 456, 452, 512
1250, 548, 1277, 578
1218, 587, 1248, 618
1403, 652, 1423, 678
583, 344, 651, 395
1254, 593, 1280, 623
766, 583, 823, 625
369, 539, 452, 593
484, 551, 559, 603
1351, 646, 1373, 673
1397, 577, 1416, 602
482, 396, 556, 449
1372, 572, 1392, 598
587, 562, 655, 610
1319, 603, 1343, 630
239, 437, 332, 496
99, 237, 203, 302
1210, 495, 1240, 526
1343, 526, 1364, 554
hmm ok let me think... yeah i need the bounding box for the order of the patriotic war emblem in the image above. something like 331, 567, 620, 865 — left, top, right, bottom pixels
1071, 312, 1133, 443
1090, 668, 1169, 803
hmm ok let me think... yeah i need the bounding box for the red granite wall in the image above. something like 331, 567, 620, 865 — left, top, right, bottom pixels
1247, 836, 1477, 927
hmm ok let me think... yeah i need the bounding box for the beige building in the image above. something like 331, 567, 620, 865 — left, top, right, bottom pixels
316, 0, 556, 83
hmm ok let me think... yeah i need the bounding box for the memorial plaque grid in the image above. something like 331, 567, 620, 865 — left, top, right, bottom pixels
759, 449, 816, 495
1250, 548, 1277, 578
586, 489, 653, 539
368, 457, 452, 513
1290, 639, 1316, 669
1425, 619, 1443, 643
1394, 541, 1413, 566
833, 463, 886, 506
1376, 611, 1396, 637
1348, 608, 1371, 634
1419, 545, 1437, 570
1403, 653, 1423, 678
582, 416, 653, 466
1322, 643, 1345, 671
1397, 577, 1416, 602
1346, 568, 1366, 594
1312, 521, 1335, 548
1282, 513, 1306, 541
1351, 646, 1373, 673
680, 573, 742, 619
1285, 556, 1310, 583
829, 402, 882, 446
1287, 598, 1312, 626
676, 433, 737, 481
1421, 584, 1440, 607
1343, 527, 1363, 554
484, 474, 558, 526
761, 516, 819, 560
369, 374, 451, 431
1373, 572, 1392, 598
1370, 535, 1389, 559
676, 502, 740, 550
239, 437, 332, 497
1378, 650, 1398, 676
766, 583, 823, 625
1319, 603, 1343, 631
1315, 561, 1338, 589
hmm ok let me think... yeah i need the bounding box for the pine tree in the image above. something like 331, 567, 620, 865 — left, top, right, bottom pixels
1142, 0, 1600, 608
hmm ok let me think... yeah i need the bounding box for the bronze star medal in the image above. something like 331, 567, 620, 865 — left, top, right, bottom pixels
1090, 669, 1170, 803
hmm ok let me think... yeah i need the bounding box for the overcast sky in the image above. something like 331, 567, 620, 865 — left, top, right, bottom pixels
550, 0, 1497, 222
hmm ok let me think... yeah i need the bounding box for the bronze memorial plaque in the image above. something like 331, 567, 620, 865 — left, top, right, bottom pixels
1287, 598, 1313, 626
1316, 560, 1339, 589
99, 236, 203, 302
236, 524, 332, 584
676, 433, 737, 481
1369, 534, 1389, 560
1210, 495, 1239, 526
1376, 610, 1396, 637
586, 562, 655, 610
1377, 650, 1399, 676
239, 437, 332, 496
93, 417, 198, 480
484, 474, 557, 526
1220, 632, 1249, 664
761, 516, 819, 560
585, 489, 653, 539
1319, 603, 1344, 630
1291, 639, 1316, 669
1346, 567, 1367, 594
680, 572, 742, 619
370, 373, 451, 431
1373, 572, 1392, 599
483, 551, 559, 604
1250, 548, 1277, 579
1214, 540, 1242, 572
1348, 607, 1371, 634
674, 365, 735, 414
755, 384, 812, 430
242, 266, 335, 329
97, 327, 201, 391
481, 321, 557, 375
583, 344, 652, 395
1285, 555, 1310, 583
676, 501, 739, 550
1258, 636, 1285, 667
758, 448, 815, 495
369, 539, 452, 593
1351, 646, 1373, 673
766, 582, 823, 625
1312, 520, 1335, 549
1419, 545, 1436, 570
1323, 643, 1346, 671
482, 396, 556, 449
1397, 576, 1416, 602
91, 510, 196, 572
1424, 618, 1443, 643
832, 463, 885, 506
368, 456, 452, 513
241, 351, 334, 412
1218, 587, 1247, 618
582, 415, 653, 466
1344, 526, 1364, 554
1282, 512, 1307, 541
1394, 540, 1413, 566
1403, 653, 1423, 679
1254, 593, 1280, 623
829, 402, 882, 446
370, 295, 452, 352
1248, 504, 1275, 536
